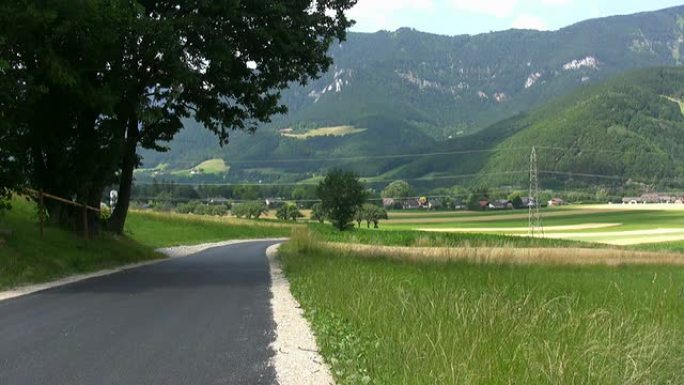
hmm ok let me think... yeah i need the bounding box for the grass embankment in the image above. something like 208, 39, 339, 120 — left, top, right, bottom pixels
0, 199, 160, 290
0, 199, 295, 290
279, 230, 684, 385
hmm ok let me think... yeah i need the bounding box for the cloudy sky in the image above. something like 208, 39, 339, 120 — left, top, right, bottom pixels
348, 0, 684, 35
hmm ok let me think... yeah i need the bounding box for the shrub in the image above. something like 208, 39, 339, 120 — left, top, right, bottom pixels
232, 201, 267, 219
310, 202, 327, 223
276, 204, 304, 221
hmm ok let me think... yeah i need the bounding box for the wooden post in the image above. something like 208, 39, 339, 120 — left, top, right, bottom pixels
38, 191, 45, 239
82, 203, 88, 241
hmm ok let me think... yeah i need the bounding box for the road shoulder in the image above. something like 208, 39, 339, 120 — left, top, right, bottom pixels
267, 243, 335, 385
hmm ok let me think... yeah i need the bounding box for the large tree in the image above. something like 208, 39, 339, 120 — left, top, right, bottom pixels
1, 0, 356, 233
317, 169, 367, 231
381, 180, 414, 199
0, 0, 134, 230
105, 0, 357, 233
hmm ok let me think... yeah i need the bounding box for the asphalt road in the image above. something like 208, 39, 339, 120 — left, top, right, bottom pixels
0, 240, 281, 385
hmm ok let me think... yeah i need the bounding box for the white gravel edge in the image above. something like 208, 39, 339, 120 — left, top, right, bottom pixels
267, 243, 335, 385
0, 238, 287, 303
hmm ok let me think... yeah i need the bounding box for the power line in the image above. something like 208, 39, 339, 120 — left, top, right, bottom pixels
133, 170, 529, 187
217, 147, 530, 164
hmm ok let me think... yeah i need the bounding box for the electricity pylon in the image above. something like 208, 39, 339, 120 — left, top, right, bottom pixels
528, 146, 544, 237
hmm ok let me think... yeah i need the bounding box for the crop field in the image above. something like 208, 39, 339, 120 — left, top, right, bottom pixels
280, 206, 684, 385
280, 230, 684, 385
382, 205, 684, 246
280, 125, 366, 139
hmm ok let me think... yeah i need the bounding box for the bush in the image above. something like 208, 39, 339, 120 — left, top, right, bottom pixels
99, 203, 112, 221
310, 202, 327, 223
232, 201, 267, 219
175, 201, 200, 214
276, 204, 304, 221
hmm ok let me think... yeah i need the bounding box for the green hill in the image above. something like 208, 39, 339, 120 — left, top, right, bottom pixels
477, 67, 684, 188
137, 5, 684, 189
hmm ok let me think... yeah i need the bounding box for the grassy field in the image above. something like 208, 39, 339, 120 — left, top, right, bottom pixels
279, 230, 684, 385
125, 210, 293, 248
380, 206, 684, 246
280, 125, 366, 139
309, 223, 605, 249
193, 158, 229, 173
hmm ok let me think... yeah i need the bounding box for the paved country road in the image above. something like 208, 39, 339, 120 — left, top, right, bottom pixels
0, 240, 282, 385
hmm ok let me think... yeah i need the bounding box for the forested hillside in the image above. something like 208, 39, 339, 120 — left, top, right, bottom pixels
138, 5, 684, 189
477, 67, 684, 189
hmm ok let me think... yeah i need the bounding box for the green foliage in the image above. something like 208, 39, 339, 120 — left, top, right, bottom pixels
276, 204, 304, 221
0, 0, 356, 233
99, 204, 112, 221
310, 203, 327, 223
466, 193, 484, 211
175, 201, 229, 216
479, 67, 684, 188
381, 180, 414, 199
231, 201, 267, 219
508, 192, 524, 209
359, 204, 388, 228
317, 169, 368, 231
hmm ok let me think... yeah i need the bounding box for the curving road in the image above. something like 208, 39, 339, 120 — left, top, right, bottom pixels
0, 240, 282, 385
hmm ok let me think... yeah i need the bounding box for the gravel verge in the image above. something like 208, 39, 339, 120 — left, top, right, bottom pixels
267, 243, 335, 385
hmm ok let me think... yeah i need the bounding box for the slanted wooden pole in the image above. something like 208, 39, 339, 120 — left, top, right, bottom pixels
38, 191, 45, 239
82, 203, 88, 241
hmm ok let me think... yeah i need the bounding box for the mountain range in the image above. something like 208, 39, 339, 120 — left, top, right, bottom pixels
138, 5, 684, 191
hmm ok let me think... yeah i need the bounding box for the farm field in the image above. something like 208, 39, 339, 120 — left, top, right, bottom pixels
279, 231, 684, 385
382, 205, 684, 246
279, 125, 366, 139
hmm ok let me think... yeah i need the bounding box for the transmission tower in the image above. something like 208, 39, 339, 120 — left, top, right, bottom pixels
528, 146, 544, 237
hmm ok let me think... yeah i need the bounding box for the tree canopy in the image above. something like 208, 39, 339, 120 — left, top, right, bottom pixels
381, 180, 414, 199
0, 0, 356, 233
317, 169, 367, 231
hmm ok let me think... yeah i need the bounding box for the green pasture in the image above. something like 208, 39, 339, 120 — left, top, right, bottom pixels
380, 206, 684, 246
280, 232, 684, 385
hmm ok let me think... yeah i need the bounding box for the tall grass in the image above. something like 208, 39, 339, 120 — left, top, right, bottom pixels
279, 232, 684, 385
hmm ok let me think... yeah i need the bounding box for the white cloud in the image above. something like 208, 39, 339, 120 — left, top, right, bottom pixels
450, 0, 519, 18
348, 0, 434, 31
512, 14, 548, 30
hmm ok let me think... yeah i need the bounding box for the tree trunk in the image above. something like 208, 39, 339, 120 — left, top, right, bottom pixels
107, 119, 138, 234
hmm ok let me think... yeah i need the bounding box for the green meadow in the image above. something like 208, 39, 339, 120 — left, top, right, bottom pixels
279, 230, 684, 385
